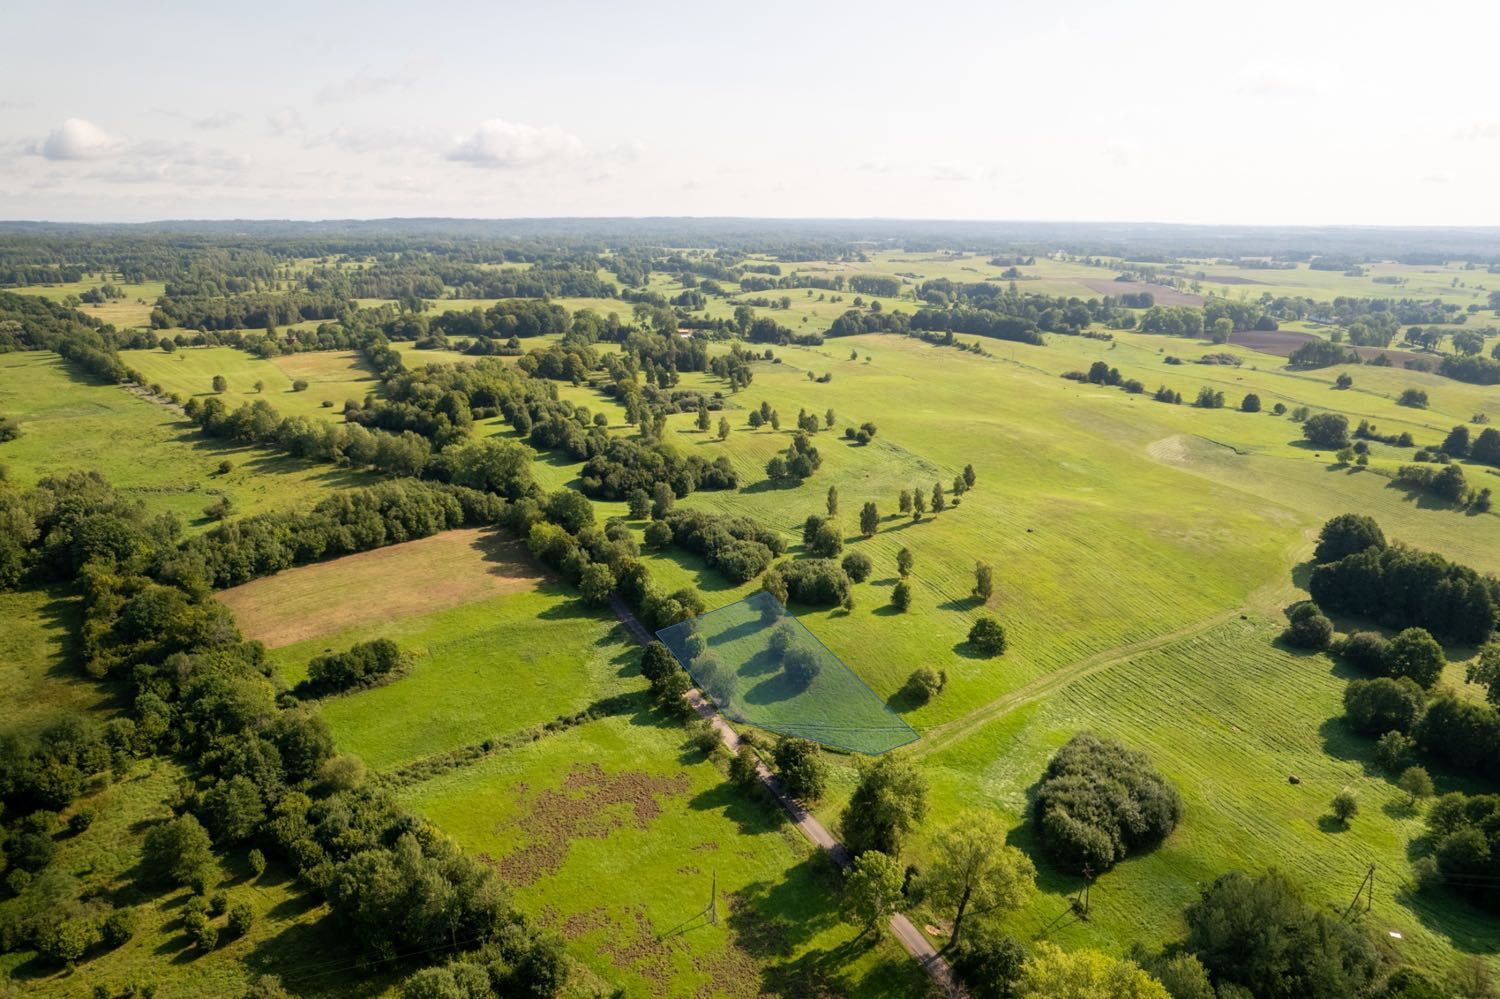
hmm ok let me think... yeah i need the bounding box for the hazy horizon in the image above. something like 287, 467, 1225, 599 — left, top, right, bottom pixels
4, 0, 1499, 226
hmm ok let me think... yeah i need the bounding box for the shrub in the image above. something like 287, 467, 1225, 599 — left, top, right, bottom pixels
1303, 412, 1350, 448
1343, 676, 1424, 735
729, 745, 760, 786
1283, 605, 1333, 649
1385, 628, 1446, 688
1033, 733, 1181, 872
1331, 789, 1359, 824
1339, 631, 1389, 673
291, 379, 309, 392
779, 559, 852, 606
102, 908, 137, 948
890, 579, 912, 612
903, 667, 946, 705
841, 551, 873, 583
968, 617, 1007, 655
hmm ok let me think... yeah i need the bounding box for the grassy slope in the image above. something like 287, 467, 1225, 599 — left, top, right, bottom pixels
124, 346, 379, 422
490, 326, 1498, 976
0, 351, 369, 529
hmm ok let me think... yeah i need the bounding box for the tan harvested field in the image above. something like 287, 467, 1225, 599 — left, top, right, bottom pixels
1228, 328, 1434, 367
218, 528, 545, 647
1080, 277, 1203, 306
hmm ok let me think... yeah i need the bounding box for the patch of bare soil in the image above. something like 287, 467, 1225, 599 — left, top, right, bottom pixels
1200, 274, 1263, 285
218, 528, 543, 647
498, 762, 690, 888
1080, 278, 1203, 307
1228, 329, 1318, 357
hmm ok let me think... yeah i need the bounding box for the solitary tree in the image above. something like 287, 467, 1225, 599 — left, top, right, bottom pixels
212, 374, 228, 393
974, 561, 994, 602
770, 410, 781, 431
926, 812, 1037, 946
825, 407, 836, 429
697, 401, 711, 432
1241, 393, 1262, 413
718, 416, 730, 440
1330, 788, 1359, 825
840, 850, 905, 936
827, 485, 839, 517
931, 482, 946, 513
963, 464, 977, 488
897, 548, 913, 577
968, 617, 1007, 656
1397, 766, 1434, 807
891, 580, 912, 612
859, 501, 880, 538
841, 755, 929, 856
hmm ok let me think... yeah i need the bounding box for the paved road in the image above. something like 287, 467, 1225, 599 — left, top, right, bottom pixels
613, 599, 962, 996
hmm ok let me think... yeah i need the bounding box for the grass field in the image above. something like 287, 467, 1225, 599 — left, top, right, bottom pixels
125, 346, 379, 421
0, 588, 113, 740
9, 275, 166, 329
402, 711, 927, 999
0, 351, 369, 528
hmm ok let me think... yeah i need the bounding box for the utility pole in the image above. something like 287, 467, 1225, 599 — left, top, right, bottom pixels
707, 870, 719, 926
1343, 863, 1376, 920
1075, 863, 1094, 919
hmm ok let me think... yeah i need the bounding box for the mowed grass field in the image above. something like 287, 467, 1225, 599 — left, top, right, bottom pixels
125, 346, 380, 421
0, 351, 369, 528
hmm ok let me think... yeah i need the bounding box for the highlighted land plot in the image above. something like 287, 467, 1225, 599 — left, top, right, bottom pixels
656, 591, 918, 754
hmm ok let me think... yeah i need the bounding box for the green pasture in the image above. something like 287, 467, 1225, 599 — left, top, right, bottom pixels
125, 345, 379, 420
0, 351, 367, 529
268, 585, 640, 774
9, 275, 166, 329
401, 712, 927, 999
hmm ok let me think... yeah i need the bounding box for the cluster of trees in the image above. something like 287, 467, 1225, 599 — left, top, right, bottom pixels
580, 435, 738, 500
1394, 462, 1490, 510
0, 469, 566, 986
177, 479, 504, 588
1422, 792, 1500, 912
763, 559, 852, 607
650, 508, 784, 584
1307, 514, 1498, 644
150, 291, 352, 331
297, 638, 406, 698
1033, 733, 1182, 873
765, 430, 824, 483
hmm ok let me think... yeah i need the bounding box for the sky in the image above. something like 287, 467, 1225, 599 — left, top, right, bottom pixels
3, 0, 1499, 226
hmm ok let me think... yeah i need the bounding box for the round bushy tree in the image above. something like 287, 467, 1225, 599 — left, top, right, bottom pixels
968, 617, 1007, 656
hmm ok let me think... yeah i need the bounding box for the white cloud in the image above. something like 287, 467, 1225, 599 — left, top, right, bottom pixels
1453, 121, 1500, 141
316, 71, 414, 104
190, 111, 242, 131
38, 118, 125, 160
446, 118, 582, 168
1236, 63, 1322, 99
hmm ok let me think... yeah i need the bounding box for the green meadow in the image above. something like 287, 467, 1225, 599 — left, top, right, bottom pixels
0, 351, 368, 528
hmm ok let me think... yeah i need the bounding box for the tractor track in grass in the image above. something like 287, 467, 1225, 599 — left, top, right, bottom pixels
911, 609, 1245, 760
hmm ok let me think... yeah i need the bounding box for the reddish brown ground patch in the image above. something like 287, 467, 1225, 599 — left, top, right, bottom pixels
498, 763, 690, 887
1228, 329, 1319, 357
1228, 330, 1433, 368
217, 528, 544, 647
1080, 278, 1203, 307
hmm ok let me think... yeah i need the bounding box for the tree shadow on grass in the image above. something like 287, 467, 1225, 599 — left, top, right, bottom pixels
1395, 883, 1500, 957
740, 479, 803, 496
1315, 815, 1350, 834
687, 780, 785, 837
